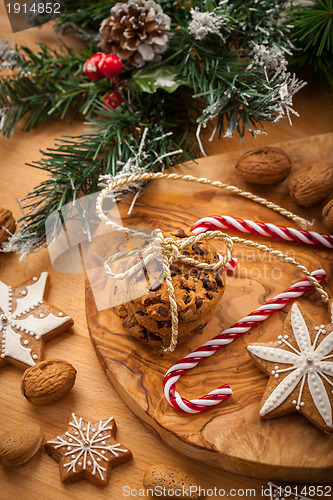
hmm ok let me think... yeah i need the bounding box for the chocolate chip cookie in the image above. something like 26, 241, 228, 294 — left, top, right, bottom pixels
130, 229, 226, 322
117, 303, 210, 348
125, 299, 219, 345
114, 229, 226, 348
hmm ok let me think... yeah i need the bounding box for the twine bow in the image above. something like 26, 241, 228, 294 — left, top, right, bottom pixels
103, 228, 234, 352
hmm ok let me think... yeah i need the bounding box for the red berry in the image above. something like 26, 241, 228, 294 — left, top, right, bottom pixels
83, 53, 105, 80
98, 54, 122, 79
102, 91, 124, 110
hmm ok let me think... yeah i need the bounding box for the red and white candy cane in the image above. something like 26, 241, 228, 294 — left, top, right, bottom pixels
219, 255, 237, 273
191, 216, 333, 249
163, 269, 327, 414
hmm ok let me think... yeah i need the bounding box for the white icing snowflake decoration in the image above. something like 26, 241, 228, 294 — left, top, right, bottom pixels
0, 272, 71, 367
248, 303, 333, 429
46, 413, 132, 484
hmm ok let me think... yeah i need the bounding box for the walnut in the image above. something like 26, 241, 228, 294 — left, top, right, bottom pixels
0, 208, 16, 246
21, 359, 77, 405
322, 199, 333, 232
288, 162, 333, 207
235, 147, 292, 185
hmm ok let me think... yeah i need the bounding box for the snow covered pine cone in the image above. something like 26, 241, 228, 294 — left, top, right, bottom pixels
99, 0, 171, 70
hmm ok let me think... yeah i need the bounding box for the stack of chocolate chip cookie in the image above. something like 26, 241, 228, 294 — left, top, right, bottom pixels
114, 229, 226, 349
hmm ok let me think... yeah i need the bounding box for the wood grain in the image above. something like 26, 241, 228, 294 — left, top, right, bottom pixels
0, 2, 333, 497
87, 133, 333, 483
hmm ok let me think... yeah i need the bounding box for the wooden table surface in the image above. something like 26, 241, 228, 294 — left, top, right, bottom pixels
1, 5, 333, 499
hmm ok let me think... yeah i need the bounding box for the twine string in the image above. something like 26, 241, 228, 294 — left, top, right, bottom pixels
96, 173, 328, 352
103, 228, 234, 352
96, 172, 311, 229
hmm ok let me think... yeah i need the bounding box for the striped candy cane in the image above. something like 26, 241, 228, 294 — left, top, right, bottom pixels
191, 216, 333, 249
163, 269, 327, 414
219, 255, 237, 273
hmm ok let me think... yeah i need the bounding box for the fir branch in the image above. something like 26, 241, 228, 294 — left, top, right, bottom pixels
289, 0, 333, 55
229, 0, 292, 47
170, 33, 303, 139
287, 0, 333, 85
54, 0, 111, 41
9, 90, 196, 255
163, 0, 299, 140
0, 38, 18, 70
0, 0, 298, 139
2, 0, 311, 256
0, 43, 108, 137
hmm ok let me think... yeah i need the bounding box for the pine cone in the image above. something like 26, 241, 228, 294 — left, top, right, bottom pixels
99, 0, 171, 70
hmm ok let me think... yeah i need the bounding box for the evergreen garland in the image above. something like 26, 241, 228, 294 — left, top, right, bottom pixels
288, 0, 333, 86
0, 0, 326, 257
0, 43, 108, 137
54, 0, 111, 41
5, 94, 196, 256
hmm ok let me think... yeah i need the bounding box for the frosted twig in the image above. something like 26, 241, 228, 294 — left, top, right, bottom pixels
196, 124, 207, 157
272, 73, 307, 125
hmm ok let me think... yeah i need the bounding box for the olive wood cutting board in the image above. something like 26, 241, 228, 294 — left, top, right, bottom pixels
86, 132, 333, 483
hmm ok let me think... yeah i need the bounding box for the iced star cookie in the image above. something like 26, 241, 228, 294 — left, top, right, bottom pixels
45, 413, 132, 486
248, 302, 333, 433
0, 272, 73, 370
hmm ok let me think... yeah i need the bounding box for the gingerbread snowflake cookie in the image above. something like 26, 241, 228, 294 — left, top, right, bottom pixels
248, 302, 333, 433
0, 272, 73, 370
45, 413, 132, 486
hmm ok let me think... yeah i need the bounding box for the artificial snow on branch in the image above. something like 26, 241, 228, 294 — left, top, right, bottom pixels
247, 43, 289, 73
188, 6, 229, 41
0, 0, 317, 256
0, 38, 17, 70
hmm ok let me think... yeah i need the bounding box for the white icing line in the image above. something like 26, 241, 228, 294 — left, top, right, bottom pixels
308, 371, 332, 427
13, 272, 48, 318
291, 303, 312, 352
260, 367, 303, 416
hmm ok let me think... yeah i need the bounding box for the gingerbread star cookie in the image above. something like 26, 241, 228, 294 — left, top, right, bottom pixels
248, 302, 333, 433
45, 413, 132, 486
0, 272, 73, 370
